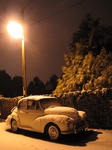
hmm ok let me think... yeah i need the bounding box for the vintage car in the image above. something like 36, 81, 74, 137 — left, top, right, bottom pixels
6, 95, 88, 141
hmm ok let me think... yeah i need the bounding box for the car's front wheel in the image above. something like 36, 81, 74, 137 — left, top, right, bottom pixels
11, 119, 18, 132
45, 123, 60, 141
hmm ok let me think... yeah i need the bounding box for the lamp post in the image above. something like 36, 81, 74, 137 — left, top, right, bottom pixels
22, 34, 27, 97
7, 21, 27, 97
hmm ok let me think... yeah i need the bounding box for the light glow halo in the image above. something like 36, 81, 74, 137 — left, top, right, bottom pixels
7, 21, 23, 38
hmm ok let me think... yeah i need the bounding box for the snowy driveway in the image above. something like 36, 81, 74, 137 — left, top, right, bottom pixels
0, 121, 112, 150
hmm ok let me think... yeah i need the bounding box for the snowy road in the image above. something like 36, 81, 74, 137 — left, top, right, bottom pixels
0, 122, 112, 150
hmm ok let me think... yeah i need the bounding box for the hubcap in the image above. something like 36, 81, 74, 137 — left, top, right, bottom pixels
12, 120, 18, 132
48, 126, 59, 140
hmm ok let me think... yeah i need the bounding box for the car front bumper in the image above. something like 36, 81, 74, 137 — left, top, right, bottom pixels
61, 119, 88, 134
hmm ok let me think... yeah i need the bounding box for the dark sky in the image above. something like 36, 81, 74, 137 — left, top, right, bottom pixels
0, 0, 112, 84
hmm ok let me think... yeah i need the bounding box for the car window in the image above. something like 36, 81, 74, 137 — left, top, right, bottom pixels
18, 100, 27, 109
40, 98, 61, 109
27, 100, 36, 110
36, 102, 40, 110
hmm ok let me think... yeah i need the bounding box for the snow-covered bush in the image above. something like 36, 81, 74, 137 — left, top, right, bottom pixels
0, 96, 22, 119
53, 88, 112, 129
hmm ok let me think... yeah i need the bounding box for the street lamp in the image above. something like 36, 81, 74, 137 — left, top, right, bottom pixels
7, 21, 27, 97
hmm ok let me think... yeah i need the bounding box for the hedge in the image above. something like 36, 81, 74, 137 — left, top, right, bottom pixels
53, 88, 112, 129
0, 96, 22, 119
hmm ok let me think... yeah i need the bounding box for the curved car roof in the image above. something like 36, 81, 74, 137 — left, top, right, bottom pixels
19, 95, 57, 102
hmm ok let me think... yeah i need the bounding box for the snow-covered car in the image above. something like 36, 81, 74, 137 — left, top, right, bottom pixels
6, 95, 88, 141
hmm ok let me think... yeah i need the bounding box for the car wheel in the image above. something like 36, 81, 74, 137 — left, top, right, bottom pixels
11, 119, 18, 132
46, 123, 60, 141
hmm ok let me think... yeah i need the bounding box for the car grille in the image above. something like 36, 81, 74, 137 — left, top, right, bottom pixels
76, 120, 85, 128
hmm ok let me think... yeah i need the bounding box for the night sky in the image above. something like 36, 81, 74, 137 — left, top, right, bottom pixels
0, 0, 112, 84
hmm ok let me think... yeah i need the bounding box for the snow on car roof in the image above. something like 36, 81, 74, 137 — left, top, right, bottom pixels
20, 95, 57, 102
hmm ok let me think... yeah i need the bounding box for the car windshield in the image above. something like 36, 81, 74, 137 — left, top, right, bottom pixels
40, 98, 61, 109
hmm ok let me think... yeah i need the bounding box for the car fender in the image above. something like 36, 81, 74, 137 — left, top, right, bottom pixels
78, 110, 87, 120
10, 113, 19, 126
31, 114, 73, 133
6, 111, 19, 126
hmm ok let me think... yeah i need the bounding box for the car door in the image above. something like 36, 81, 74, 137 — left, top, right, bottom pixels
18, 99, 44, 127
17, 99, 28, 127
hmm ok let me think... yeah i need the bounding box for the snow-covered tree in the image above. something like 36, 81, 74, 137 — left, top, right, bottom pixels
53, 14, 112, 94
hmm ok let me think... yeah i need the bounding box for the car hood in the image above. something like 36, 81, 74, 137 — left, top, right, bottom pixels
44, 106, 79, 120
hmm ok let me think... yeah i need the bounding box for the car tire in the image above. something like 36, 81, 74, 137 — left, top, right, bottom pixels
45, 123, 60, 141
11, 119, 18, 132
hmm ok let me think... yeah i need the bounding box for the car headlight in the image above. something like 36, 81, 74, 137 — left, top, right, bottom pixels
83, 113, 87, 118
66, 118, 72, 124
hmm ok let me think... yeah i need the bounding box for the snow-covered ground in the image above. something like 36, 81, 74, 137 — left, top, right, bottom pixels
0, 121, 112, 150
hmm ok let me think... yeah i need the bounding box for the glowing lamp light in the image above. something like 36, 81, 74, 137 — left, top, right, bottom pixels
7, 21, 23, 38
